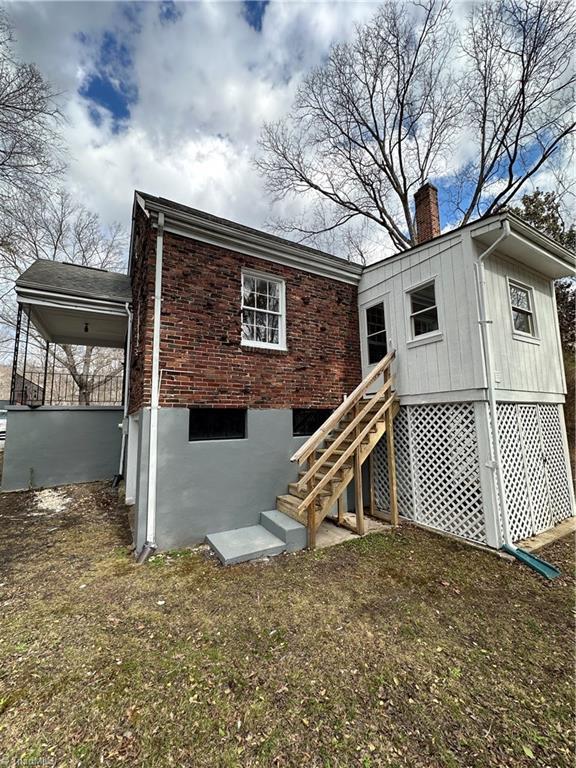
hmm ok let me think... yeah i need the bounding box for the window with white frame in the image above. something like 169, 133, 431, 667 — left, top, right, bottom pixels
241, 272, 285, 348
509, 281, 536, 336
409, 281, 439, 337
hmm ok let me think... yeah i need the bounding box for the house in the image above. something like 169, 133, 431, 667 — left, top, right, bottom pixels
3, 185, 574, 566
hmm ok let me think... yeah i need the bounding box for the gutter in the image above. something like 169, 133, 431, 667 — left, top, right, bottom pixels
141, 210, 165, 562
474, 220, 560, 579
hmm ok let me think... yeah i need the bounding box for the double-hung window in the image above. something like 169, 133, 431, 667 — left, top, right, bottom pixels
365, 302, 387, 364
509, 281, 536, 337
409, 281, 439, 338
241, 272, 286, 350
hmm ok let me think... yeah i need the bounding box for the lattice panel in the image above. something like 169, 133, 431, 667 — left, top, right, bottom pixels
518, 405, 551, 534
373, 408, 414, 519
410, 403, 486, 543
497, 402, 574, 541
496, 404, 532, 541
539, 404, 574, 524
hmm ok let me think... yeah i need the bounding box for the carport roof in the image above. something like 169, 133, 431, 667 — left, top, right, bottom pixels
15, 260, 131, 348
16, 260, 131, 304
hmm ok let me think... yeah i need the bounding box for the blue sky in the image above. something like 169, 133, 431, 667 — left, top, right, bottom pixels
9, 0, 383, 241
6, 1, 567, 260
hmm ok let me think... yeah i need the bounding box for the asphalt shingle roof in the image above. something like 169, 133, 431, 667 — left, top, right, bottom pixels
16, 260, 131, 304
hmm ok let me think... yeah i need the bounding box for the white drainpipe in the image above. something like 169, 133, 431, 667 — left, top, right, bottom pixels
474, 218, 514, 548
141, 211, 165, 559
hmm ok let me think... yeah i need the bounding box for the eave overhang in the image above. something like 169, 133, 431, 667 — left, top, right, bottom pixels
470, 214, 575, 279
137, 192, 363, 285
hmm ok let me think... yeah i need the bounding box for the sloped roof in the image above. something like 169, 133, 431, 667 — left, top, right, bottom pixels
16, 260, 131, 304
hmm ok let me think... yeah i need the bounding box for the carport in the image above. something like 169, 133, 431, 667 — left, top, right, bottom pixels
2, 260, 132, 491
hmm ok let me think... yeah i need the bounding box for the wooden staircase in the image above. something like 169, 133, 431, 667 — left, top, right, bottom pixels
276, 351, 399, 548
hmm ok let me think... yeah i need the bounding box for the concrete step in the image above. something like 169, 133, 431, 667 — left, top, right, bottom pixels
260, 509, 306, 552
206, 524, 286, 566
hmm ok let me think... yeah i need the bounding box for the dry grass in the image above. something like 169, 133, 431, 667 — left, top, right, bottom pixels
0, 482, 574, 767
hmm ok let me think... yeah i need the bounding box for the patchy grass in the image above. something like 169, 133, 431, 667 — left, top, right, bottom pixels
0, 482, 574, 767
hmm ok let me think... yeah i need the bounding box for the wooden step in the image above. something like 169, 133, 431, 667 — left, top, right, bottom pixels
276, 494, 307, 524
288, 479, 337, 500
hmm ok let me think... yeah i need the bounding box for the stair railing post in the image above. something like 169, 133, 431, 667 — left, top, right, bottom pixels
306, 459, 316, 549
385, 357, 399, 527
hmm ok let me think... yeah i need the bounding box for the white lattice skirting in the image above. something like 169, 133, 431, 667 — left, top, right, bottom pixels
496, 403, 573, 541
374, 403, 486, 543
374, 401, 574, 547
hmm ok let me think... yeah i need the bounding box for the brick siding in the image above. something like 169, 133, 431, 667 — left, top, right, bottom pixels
129, 208, 361, 411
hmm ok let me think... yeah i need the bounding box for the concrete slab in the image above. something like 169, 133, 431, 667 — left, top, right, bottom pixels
517, 516, 576, 552
316, 515, 391, 549
206, 525, 286, 565
260, 509, 307, 552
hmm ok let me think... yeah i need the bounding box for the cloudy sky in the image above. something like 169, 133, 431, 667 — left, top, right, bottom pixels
7, 0, 385, 239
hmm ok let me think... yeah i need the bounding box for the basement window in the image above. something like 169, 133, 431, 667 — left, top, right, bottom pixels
241, 271, 286, 350
189, 408, 247, 441
509, 280, 536, 338
293, 408, 333, 437
365, 302, 387, 364
409, 281, 439, 338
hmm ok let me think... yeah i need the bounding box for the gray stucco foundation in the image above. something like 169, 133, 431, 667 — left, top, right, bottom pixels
1, 407, 123, 491
130, 406, 367, 553
132, 407, 306, 551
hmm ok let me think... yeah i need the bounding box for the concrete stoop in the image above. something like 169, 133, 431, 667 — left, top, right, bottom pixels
206, 509, 307, 565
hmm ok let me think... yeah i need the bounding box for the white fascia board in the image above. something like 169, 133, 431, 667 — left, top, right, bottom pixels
470, 214, 575, 277
16, 287, 129, 315
144, 204, 362, 285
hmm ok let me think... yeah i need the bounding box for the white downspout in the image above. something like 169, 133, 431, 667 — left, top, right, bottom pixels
474, 218, 514, 548
115, 302, 133, 481
142, 211, 165, 557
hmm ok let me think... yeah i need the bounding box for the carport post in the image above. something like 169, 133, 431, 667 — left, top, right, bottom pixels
20, 307, 31, 404
42, 341, 49, 405
10, 303, 22, 405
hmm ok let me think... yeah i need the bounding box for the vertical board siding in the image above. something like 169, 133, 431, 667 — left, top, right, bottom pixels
484, 252, 564, 397
359, 235, 482, 398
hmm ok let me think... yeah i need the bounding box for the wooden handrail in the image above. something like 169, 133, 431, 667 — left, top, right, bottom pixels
290, 349, 396, 465
296, 377, 393, 491
296, 392, 397, 515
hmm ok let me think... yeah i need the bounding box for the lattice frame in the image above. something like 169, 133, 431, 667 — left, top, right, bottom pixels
539, 404, 574, 525
374, 402, 486, 543
373, 408, 414, 519
496, 402, 574, 541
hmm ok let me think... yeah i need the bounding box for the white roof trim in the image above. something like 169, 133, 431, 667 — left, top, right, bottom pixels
142, 199, 362, 285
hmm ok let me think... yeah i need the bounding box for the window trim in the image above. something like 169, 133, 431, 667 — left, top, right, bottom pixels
363, 299, 388, 368
507, 278, 539, 342
240, 269, 287, 351
188, 407, 247, 442
406, 277, 442, 343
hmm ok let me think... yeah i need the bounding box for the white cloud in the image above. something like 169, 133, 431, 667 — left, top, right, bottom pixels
7, 0, 380, 238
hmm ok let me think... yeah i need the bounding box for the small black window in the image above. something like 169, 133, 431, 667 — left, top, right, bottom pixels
293, 408, 333, 437
366, 303, 387, 364
189, 408, 246, 441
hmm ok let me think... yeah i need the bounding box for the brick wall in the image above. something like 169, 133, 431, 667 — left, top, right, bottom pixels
128, 207, 154, 413
129, 214, 362, 411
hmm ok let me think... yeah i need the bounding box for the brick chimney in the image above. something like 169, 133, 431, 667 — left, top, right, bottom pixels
414, 183, 440, 244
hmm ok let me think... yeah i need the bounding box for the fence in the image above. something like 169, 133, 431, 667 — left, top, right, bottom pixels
11, 369, 123, 407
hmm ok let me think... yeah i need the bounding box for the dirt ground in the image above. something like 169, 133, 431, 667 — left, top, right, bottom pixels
0, 481, 574, 767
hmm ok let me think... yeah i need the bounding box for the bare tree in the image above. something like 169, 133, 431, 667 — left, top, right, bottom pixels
256, 0, 576, 252
0, 10, 63, 208
0, 190, 127, 405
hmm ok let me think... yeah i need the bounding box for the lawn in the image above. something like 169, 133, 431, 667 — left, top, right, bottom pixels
0, 482, 574, 767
